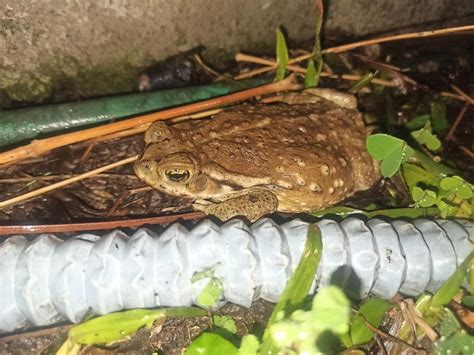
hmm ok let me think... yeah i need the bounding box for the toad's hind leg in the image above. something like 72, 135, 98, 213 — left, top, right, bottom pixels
193, 189, 278, 222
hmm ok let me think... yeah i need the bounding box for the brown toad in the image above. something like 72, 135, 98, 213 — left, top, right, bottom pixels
135, 89, 380, 221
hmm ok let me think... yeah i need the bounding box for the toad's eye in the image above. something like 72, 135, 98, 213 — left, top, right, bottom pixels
165, 168, 190, 183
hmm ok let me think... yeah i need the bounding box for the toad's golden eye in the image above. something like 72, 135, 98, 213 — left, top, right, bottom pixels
165, 168, 190, 183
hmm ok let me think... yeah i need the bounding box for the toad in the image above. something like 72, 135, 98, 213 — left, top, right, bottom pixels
135, 89, 380, 221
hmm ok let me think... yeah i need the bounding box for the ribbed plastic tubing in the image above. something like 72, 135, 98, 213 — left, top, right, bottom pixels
1, 217, 472, 333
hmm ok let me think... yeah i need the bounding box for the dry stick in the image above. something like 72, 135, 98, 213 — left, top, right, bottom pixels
0, 174, 137, 184
0, 155, 138, 209
0, 212, 205, 236
460, 145, 474, 159
86, 109, 223, 145
360, 316, 426, 355
295, 24, 474, 60
446, 102, 470, 141
0, 76, 300, 166
449, 84, 474, 105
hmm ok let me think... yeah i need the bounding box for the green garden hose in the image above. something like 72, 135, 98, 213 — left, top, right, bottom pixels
0, 78, 269, 148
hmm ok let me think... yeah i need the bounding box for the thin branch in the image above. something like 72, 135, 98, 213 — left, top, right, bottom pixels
459, 145, 474, 159
361, 315, 426, 354
0, 173, 138, 184
449, 84, 474, 105
0, 76, 300, 166
0, 155, 139, 209
0, 211, 204, 236
446, 102, 470, 141
296, 25, 474, 60
85, 109, 222, 145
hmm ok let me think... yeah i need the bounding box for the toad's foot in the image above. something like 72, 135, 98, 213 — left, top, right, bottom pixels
193, 189, 278, 222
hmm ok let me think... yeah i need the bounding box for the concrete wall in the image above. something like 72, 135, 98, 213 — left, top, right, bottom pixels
0, 0, 472, 105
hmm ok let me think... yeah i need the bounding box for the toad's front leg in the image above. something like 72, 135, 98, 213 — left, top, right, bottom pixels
193, 189, 278, 222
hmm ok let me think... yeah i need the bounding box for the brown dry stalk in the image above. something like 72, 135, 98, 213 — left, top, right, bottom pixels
0, 212, 204, 236
0, 155, 138, 209
297, 24, 474, 60
449, 84, 474, 105
0, 173, 137, 183
85, 109, 222, 145
0, 76, 300, 166
446, 102, 470, 141
361, 316, 426, 354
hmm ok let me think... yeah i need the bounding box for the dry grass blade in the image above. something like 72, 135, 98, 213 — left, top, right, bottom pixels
0, 76, 300, 166
0, 155, 139, 209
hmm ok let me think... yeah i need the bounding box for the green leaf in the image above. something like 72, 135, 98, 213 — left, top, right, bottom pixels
405, 114, 430, 131
304, 59, 317, 88
69, 307, 205, 345
412, 149, 457, 178
197, 277, 223, 307
312, 286, 350, 335
431, 252, 473, 308
435, 309, 474, 355
411, 122, 442, 151
440, 176, 473, 200
348, 72, 376, 94
350, 299, 392, 345
238, 335, 259, 355
411, 187, 437, 208
430, 101, 449, 134
275, 29, 289, 81
366, 134, 415, 177
439, 308, 461, 336
380, 143, 411, 177
402, 163, 439, 191
213, 315, 237, 334
461, 295, 474, 308
259, 224, 323, 354
185, 333, 238, 355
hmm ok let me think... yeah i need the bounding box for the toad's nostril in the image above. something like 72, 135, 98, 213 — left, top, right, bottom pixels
142, 162, 152, 170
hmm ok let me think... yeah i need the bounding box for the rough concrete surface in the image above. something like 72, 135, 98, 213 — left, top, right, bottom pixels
0, 0, 472, 104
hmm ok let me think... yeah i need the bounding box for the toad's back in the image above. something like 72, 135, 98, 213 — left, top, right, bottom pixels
174, 101, 379, 212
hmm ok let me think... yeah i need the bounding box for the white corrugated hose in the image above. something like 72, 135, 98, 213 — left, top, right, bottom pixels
0, 217, 472, 333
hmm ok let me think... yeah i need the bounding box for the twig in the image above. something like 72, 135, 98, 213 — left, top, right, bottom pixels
79, 142, 96, 163
0, 155, 139, 209
374, 334, 388, 355
0, 211, 204, 236
0, 76, 300, 166
84, 109, 222, 145
296, 25, 474, 60
459, 145, 474, 159
449, 84, 474, 105
0, 173, 137, 184
446, 102, 470, 141
361, 315, 426, 354
193, 53, 227, 81
235, 53, 306, 73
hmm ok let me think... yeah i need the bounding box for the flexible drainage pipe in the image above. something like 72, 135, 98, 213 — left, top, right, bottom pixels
0, 217, 472, 334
